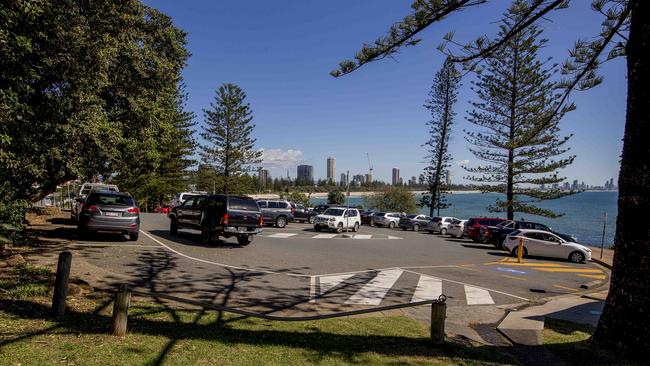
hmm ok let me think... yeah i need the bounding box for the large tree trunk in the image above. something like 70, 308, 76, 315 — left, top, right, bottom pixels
592, 1, 650, 360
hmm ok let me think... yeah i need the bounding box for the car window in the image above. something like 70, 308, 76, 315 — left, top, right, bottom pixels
279, 202, 289, 208
297, 204, 304, 210
444, 218, 452, 222
257, 201, 267, 208
324, 208, 345, 216
268, 201, 279, 209
182, 197, 195, 208
523, 232, 539, 240
374, 212, 385, 217
229, 197, 259, 211
87, 193, 134, 206
407, 214, 418, 219
534, 224, 548, 230
543, 233, 561, 243
194, 196, 205, 207
349, 209, 358, 216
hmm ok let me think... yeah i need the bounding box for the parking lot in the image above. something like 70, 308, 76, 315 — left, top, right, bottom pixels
61, 213, 609, 315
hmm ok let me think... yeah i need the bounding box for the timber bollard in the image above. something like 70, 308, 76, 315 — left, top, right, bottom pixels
111, 285, 131, 336
430, 295, 447, 345
51, 251, 72, 317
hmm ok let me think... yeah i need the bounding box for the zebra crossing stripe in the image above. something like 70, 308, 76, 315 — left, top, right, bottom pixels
464, 285, 495, 305
411, 275, 443, 303
387, 236, 402, 240
313, 234, 337, 239
345, 269, 403, 305
353, 234, 372, 240
319, 273, 356, 294
267, 233, 298, 238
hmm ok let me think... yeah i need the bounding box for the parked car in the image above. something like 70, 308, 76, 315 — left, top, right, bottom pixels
312, 204, 334, 214
154, 205, 172, 214
426, 217, 441, 233
77, 190, 139, 241
171, 191, 207, 208
399, 214, 433, 231
169, 194, 262, 245
71, 183, 119, 223
313, 207, 361, 233
503, 229, 592, 263
485, 220, 578, 247
360, 211, 374, 225
427, 216, 458, 235
447, 219, 467, 238
290, 202, 317, 224
371, 212, 402, 228
465, 217, 506, 242
256, 199, 294, 228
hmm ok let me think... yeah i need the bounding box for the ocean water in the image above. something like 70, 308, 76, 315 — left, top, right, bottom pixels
309, 191, 618, 248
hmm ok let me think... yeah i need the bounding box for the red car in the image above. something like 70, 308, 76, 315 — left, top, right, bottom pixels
154, 205, 171, 214
465, 217, 506, 242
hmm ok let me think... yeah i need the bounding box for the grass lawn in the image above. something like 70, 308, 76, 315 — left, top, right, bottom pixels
0, 263, 513, 366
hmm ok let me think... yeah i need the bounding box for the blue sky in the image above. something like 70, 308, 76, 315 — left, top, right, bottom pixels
147, 1, 626, 186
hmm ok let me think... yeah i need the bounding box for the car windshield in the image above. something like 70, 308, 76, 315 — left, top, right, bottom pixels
87, 193, 134, 206
431, 217, 441, 222
374, 212, 385, 217
407, 214, 418, 219
228, 197, 259, 211
324, 208, 345, 216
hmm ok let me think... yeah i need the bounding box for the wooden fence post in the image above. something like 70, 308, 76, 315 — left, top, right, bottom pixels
430, 301, 446, 345
51, 251, 72, 317
111, 285, 131, 336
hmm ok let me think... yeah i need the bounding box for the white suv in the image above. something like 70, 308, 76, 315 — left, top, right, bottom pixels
314, 207, 361, 233
429, 216, 458, 235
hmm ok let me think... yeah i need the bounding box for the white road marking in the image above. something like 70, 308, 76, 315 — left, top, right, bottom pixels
267, 233, 297, 238
319, 273, 356, 294
309, 276, 316, 303
312, 234, 337, 239
464, 285, 495, 305
69, 244, 161, 248
345, 269, 403, 305
411, 275, 443, 303
353, 234, 372, 240
387, 236, 403, 240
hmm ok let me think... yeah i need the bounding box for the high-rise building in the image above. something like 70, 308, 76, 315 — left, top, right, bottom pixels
340, 173, 348, 187
572, 179, 579, 190
353, 174, 365, 186
563, 182, 570, 190
409, 176, 417, 186
392, 167, 400, 185
296, 165, 313, 184
365, 172, 373, 184
327, 157, 336, 183
445, 170, 452, 186
258, 169, 270, 188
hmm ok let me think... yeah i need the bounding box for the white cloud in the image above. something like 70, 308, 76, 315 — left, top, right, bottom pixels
260, 148, 304, 168
456, 159, 470, 166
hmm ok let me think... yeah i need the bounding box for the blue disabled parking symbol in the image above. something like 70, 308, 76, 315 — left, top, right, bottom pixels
495, 267, 527, 275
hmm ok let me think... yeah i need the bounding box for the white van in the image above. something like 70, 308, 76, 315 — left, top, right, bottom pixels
71, 183, 119, 222
171, 192, 207, 208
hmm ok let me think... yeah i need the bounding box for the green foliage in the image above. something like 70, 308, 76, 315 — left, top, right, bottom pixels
0, 184, 29, 245
190, 165, 259, 195
282, 191, 309, 206
464, 3, 575, 220
0, 0, 190, 203
364, 186, 417, 213
327, 188, 346, 205
200, 84, 263, 194
421, 58, 460, 216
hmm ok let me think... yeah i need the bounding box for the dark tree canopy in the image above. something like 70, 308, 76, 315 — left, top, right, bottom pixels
464, 2, 575, 220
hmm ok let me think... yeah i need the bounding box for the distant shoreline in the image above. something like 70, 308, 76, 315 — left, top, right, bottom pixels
249, 190, 616, 200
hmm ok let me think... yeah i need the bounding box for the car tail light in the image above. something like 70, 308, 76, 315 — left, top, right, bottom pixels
220, 213, 229, 225
259, 215, 264, 225
127, 207, 139, 214
291, 207, 296, 214
83, 205, 98, 213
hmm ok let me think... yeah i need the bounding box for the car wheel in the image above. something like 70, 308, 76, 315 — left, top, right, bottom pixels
308, 216, 315, 224
369, 219, 374, 227
389, 221, 395, 229
170, 218, 178, 235
276, 216, 287, 228
336, 223, 343, 233
569, 251, 585, 263
129, 232, 139, 241
237, 235, 253, 246
441, 228, 447, 235
200, 225, 213, 244
353, 222, 359, 232
413, 224, 420, 232
314, 225, 321, 232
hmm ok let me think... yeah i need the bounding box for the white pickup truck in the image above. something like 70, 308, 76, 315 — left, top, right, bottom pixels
313, 207, 361, 233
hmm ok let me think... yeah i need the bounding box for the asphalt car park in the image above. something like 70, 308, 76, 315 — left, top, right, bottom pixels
66, 213, 609, 313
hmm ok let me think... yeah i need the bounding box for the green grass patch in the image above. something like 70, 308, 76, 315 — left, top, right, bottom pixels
543, 318, 639, 365
0, 263, 53, 299
0, 299, 514, 366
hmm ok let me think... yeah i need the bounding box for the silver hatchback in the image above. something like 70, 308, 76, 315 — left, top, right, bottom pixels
77, 191, 140, 240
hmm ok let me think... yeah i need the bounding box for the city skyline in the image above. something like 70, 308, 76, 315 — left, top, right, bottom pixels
150, 1, 625, 186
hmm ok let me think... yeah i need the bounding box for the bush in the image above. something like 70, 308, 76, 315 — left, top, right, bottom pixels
282, 191, 309, 206
327, 188, 346, 205
0, 184, 29, 249
363, 186, 417, 213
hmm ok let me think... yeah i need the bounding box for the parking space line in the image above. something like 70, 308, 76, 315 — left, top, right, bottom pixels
485, 261, 570, 267
353, 234, 372, 240
411, 275, 442, 303
312, 234, 337, 239
267, 233, 298, 238
578, 274, 607, 280
553, 284, 579, 292
501, 274, 527, 281
345, 269, 403, 305
464, 285, 495, 305
533, 268, 604, 273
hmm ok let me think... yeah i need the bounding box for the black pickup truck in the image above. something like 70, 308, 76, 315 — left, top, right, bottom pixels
168, 194, 262, 245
